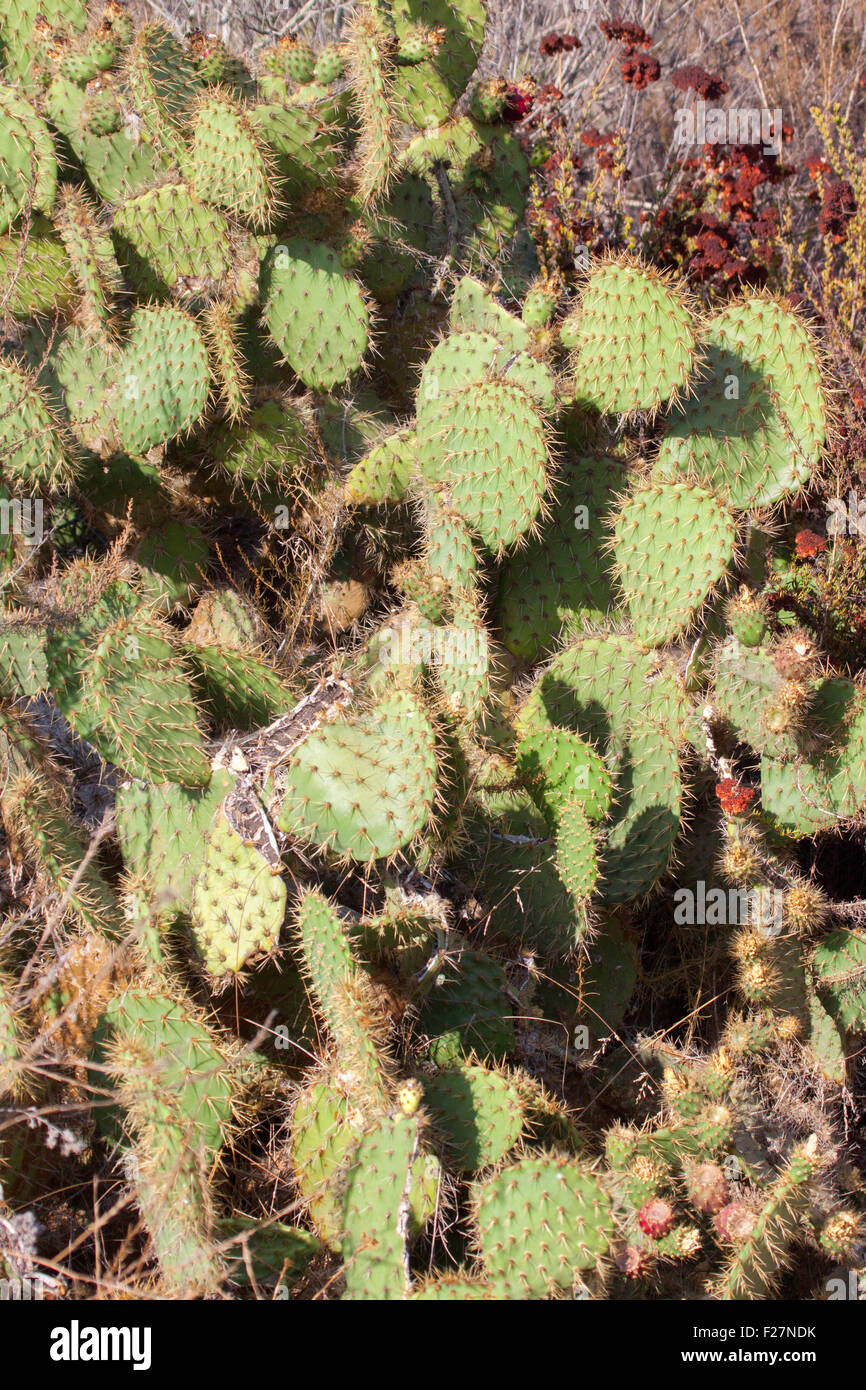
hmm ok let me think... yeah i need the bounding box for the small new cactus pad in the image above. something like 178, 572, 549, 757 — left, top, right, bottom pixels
554, 798, 600, 903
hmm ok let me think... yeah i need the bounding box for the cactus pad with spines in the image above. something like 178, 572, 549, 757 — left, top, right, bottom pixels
276, 689, 437, 861
191, 810, 286, 977
263, 238, 371, 391
612, 479, 736, 648
473, 1155, 614, 1294
563, 259, 697, 416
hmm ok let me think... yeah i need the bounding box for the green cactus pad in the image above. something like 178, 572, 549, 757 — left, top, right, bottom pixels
388, 0, 486, 127
423, 1064, 525, 1170
275, 688, 437, 861
434, 596, 490, 725
292, 1080, 362, 1247
654, 296, 826, 510
99, 305, 210, 454
498, 454, 625, 663
0, 86, 57, 234
341, 1113, 433, 1299
116, 771, 235, 917
417, 378, 549, 552
812, 929, 866, 1032
263, 238, 370, 391
418, 948, 514, 1064
478, 831, 594, 953
0, 355, 74, 490
94, 988, 235, 1296
417, 329, 554, 412
294, 891, 388, 1106
519, 634, 686, 900
219, 1217, 320, 1290
0, 220, 76, 317
554, 799, 600, 903
449, 276, 531, 353
473, 1154, 614, 1294
185, 643, 291, 730
516, 724, 612, 827
191, 809, 286, 977
345, 429, 413, 505
612, 479, 736, 647
713, 639, 812, 762
48, 610, 211, 787
761, 678, 866, 834
136, 519, 208, 613
55, 184, 122, 330
422, 491, 477, 592
564, 260, 696, 416
113, 183, 232, 296
186, 588, 263, 651
211, 397, 311, 491
186, 92, 276, 226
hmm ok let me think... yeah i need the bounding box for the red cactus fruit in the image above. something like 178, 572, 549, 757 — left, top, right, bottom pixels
638, 1198, 675, 1239
502, 80, 535, 123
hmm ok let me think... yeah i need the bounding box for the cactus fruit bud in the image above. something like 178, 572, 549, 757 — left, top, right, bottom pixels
398, 1078, 423, 1116
615, 1245, 652, 1279
782, 880, 828, 934
726, 587, 769, 648
685, 1162, 729, 1215
819, 1212, 859, 1259
714, 1202, 758, 1243
638, 1198, 676, 1240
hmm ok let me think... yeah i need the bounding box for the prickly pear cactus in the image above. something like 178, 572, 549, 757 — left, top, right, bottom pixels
0, 0, 860, 1309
